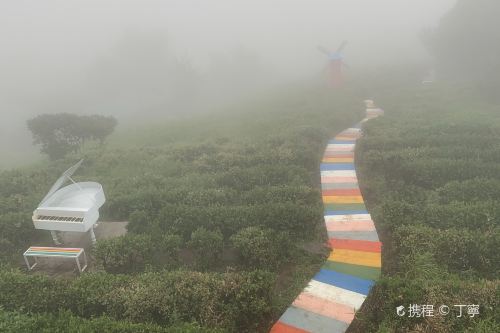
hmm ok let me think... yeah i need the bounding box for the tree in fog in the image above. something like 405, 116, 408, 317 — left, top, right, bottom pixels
84, 115, 119, 144
27, 114, 117, 160
423, 0, 500, 97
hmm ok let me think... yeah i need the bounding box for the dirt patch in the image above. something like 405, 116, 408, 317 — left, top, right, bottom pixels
57, 221, 128, 249
93, 221, 128, 241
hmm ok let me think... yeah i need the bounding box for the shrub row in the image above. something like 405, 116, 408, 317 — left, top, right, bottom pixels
354, 84, 500, 331
0, 309, 222, 333
0, 269, 275, 332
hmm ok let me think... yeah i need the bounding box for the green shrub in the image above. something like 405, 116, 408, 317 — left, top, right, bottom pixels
0, 212, 36, 248
0, 269, 68, 313
0, 269, 274, 332
231, 226, 293, 270
93, 233, 181, 273
0, 308, 224, 333
189, 228, 224, 270
355, 83, 500, 332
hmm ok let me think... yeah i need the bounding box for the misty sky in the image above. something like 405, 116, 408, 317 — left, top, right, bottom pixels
0, 0, 456, 168
1, 0, 455, 87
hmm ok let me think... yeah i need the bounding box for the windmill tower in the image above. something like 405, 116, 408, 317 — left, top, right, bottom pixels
318, 41, 348, 88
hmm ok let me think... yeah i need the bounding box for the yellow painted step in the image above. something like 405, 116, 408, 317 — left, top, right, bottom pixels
328, 248, 381, 268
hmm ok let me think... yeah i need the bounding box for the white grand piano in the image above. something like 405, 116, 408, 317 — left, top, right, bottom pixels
32, 160, 105, 245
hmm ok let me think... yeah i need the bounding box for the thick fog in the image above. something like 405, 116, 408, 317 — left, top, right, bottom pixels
0, 0, 455, 168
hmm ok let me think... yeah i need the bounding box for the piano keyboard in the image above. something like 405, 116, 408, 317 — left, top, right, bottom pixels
36, 215, 84, 223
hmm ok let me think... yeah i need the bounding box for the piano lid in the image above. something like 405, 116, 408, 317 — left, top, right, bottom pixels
39, 159, 84, 205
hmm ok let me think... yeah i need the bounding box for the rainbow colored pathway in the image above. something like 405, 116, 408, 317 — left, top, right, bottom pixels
271, 102, 384, 333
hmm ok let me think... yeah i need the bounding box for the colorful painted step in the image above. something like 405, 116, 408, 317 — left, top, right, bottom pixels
271, 101, 384, 333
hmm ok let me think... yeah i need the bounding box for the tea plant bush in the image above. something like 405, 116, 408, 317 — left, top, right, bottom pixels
353, 84, 500, 332
0, 85, 361, 331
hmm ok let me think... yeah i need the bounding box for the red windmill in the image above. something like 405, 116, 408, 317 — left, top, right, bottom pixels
318, 41, 348, 88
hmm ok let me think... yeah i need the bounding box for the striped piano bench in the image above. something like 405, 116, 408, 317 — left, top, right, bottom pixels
23, 246, 88, 273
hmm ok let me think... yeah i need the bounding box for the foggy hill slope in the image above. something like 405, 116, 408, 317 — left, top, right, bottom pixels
0, 82, 365, 332
350, 82, 500, 333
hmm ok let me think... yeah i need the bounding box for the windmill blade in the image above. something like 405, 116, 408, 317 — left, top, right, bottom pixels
317, 45, 331, 56
336, 40, 348, 53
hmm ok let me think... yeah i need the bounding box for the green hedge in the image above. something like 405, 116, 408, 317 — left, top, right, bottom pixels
231, 226, 294, 271
0, 308, 224, 333
0, 269, 275, 332
94, 233, 182, 273
354, 83, 500, 331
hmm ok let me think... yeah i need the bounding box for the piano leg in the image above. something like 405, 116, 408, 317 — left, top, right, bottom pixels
89, 226, 97, 244
51, 231, 61, 245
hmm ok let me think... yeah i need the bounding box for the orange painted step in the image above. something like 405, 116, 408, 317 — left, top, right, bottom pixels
329, 238, 382, 253
270, 321, 310, 333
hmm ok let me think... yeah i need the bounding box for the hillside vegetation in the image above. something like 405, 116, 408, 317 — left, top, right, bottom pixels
2, 75, 499, 332
0, 84, 362, 332
352, 83, 500, 332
